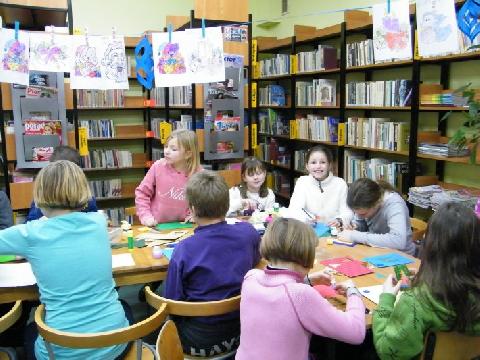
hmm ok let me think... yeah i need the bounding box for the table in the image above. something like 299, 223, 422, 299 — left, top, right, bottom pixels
311, 238, 420, 326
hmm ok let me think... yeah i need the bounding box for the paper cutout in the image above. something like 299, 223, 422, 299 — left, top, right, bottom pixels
162, 247, 175, 260
313, 222, 330, 237
314, 284, 338, 298
137, 230, 188, 241
0, 263, 36, 287
363, 253, 414, 268
29, 32, 71, 72
320, 257, 373, 277
457, 0, 480, 41
416, 0, 459, 57
135, 36, 154, 89
156, 222, 194, 230
0, 255, 15, 263
373, 0, 412, 61
111, 253, 135, 268
0, 28, 29, 85
100, 36, 129, 89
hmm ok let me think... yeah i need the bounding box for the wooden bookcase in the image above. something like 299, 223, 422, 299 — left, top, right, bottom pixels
252, 7, 480, 211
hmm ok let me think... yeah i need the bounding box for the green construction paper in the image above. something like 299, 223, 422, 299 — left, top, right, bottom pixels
0, 255, 15, 263
156, 222, 194, 230
111, 239, 146, 249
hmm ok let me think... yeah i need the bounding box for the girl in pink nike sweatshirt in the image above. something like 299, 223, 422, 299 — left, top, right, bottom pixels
135, 129, 202, 226
236, 218, 366, 360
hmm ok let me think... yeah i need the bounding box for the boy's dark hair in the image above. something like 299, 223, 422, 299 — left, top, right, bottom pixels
186, 170, 229, 218
239, 157, 268, 198
50, 146, 81, 166
413, 202, 480, 332
347, 178, 396, 209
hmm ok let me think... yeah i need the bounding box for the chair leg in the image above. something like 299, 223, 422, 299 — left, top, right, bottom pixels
423, 333, 437, 360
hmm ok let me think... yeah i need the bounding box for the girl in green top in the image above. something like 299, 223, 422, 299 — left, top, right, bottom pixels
373, 202, 480, 360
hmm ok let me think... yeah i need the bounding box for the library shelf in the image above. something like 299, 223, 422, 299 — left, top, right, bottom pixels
344, 145, 409, 156
345, 60, 413, 72
258, 105, 291, 109
416, 154, 474, 164
419, 106, 468, 112
87, 136, 147, 141
418, 50, 480, 64
296, 105, 340, 109
258, 133, 291, 140
294, 68, 341, 77
82, 166, 147, 172
256, 74, 291, 81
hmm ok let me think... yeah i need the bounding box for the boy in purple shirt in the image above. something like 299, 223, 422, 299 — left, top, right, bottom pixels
164, 170, 261, 357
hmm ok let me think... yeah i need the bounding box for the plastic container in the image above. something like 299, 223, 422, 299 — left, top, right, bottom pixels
152, 245, 163, 259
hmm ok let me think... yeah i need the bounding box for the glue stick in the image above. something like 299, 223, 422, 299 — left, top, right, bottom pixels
127, 230, 134, 250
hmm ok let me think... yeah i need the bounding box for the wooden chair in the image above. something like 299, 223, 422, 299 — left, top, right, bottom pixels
411, 217, 428, 243
144, 286, 241, 359
420, 331, 480, 360
0, 301, 22, 360
34, 303, 167, 360
157, 320, 183, 360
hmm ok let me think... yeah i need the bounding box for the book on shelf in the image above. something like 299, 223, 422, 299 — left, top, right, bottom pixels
266, 170, 290, 196
105, 207, 129, 227
296, 79, 336, 106
169, 86, 191, 106
346, 39, 374, 67
259, 85, 286, 106
89, 179, 122, 198
292, 115, 339, 142
346, 80, 412, 107
82, 149, 133, 169
259, 54, 290, 77
296, 45, 337, 73
257, 140, 291, 167
346, 117, 409, 152
80, 119, 115, 139
76, 89, 125, 108
258, 109, 289, 136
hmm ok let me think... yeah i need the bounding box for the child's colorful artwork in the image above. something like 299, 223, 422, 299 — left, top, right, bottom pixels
100, 36, 129, 89
372, 0, 412, 61
70, 35, 103, 89
29, 32, 71, 72
416, 0, 459, 57
152, 31, 191, 87
185, 27, 225, 84
0, 28, 29, 86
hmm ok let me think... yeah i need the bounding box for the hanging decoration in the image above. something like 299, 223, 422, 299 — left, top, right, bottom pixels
134, 36, 154, 89
0, 27, 30, 86
29, 28, 71, 72
457, 0, 480, 42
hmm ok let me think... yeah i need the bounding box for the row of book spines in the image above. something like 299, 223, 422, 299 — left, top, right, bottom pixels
82, 149, 133, 169
76, 90, 125, 108
88, 179, 122, 198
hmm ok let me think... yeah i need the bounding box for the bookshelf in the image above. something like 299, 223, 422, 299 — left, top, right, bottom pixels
252, 7, 480, 211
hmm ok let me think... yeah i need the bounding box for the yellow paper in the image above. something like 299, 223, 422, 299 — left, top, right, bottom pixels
251, 39, 257, 63
337, 123, 346, 145
251, 123, 257, 149
251, 82, 257, 108
290, 55, 297, 74
78, 127, 89, 156
289, 120, 297, 139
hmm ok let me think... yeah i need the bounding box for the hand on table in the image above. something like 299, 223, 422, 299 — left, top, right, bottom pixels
382, 274, 402, 295
335, 280, 356, 296
308, 270, 333, 286
242, 199, 258, 211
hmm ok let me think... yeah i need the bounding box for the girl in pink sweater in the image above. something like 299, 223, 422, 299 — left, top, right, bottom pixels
236, 217, 366, 360
135, 129, 202, 226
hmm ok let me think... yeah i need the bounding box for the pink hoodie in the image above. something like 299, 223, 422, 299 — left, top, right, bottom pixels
135, 159, 202, 224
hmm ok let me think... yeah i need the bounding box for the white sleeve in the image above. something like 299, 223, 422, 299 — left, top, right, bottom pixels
228, 187, 243, 215
336, 180, 354, 225
264, 189, 276, 211
288, 177, 307, 211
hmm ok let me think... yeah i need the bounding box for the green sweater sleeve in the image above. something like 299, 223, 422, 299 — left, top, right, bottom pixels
373, 292, 427, 360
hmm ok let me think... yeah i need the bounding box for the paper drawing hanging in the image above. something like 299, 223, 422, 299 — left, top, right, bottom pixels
152, 31, 192, 87
100, 36, 129, 89
29, 32, 71, 72
457, 0, 480, 42
185, 27, 225, 83
0, 28, 29, 86
372, 0, 412, 61
70, 35, 104, 89
416, 0, 459, 57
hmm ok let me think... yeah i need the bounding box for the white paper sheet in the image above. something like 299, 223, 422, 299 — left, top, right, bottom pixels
0, 28, 30, 86
359, 284, 404, 304
99, 36, 129, 89
373, 0, 413, 61
0, 263, 37, 287
112, 253, 135, 269
137, 230, 188, 241
29, 32, 72, 72
416, 0, 459, 57
70, 35, 105, 89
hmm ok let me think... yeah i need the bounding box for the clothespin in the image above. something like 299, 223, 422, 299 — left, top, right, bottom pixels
201, 18, 206, 38
387, 0, 390, 14
14, 21, 19, 40
49, 25, 55, 44
84, 27, 89, 46
112, 26, 116, 39
167, 24, 172, 43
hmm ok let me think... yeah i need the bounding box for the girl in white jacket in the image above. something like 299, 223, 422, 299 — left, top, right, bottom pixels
228, 157, 275, 216
289, 145, 352, 227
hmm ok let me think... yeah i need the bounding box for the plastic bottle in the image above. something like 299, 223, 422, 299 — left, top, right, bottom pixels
127, 230, 134, 250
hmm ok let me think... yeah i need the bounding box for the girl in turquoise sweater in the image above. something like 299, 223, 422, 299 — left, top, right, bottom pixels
373, 202, 480, 360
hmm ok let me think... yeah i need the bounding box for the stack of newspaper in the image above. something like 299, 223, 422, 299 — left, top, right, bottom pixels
408, 185, 477, 210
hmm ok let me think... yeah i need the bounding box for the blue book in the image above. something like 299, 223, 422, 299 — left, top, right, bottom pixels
363, 253, 414, 268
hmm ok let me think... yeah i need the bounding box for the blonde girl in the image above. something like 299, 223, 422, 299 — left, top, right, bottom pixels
228, 157, 275, 215
135, 129, 202, 225
0, 161, 129, 359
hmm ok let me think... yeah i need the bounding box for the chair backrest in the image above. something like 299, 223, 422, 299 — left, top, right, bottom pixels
34, 303, 167, 350
420, 331, 480, 360
0, 301, 22, 333
217, 169, 241, 188
144, 286, 241, 317
157, 320, 183, 360
411, 217, 428, 242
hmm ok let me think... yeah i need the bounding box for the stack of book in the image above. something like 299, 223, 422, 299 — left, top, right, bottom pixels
77, 90, 125, 108
346, 39, 374, 67
259, 54, 290, 77
258, 109, 289, 136
293, 115, 339, 142
89, 179, 122, 199
259, 85, 286, 106
296, 79, 336, 106
80, 119, 115, 139
346, 80, 412, 107
296, 45, 337, 72
418, 143, 470, 157
83, 149, 133, 169
169, 86, 191, 106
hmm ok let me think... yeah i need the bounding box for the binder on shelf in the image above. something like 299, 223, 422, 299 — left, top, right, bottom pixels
338, 123, 346, 146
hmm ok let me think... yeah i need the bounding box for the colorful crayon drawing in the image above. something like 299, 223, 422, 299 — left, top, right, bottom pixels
102, 40, 127, 82
75, 44, 101, 78
157, 42, 186, 74
380, 16, 409, 50
3, 39, 28, 73
30, 41, 68, 70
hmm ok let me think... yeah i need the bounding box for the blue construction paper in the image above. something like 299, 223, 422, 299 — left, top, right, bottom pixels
363, 253, 414, 268
313, 223, 330, 237
162, 247, 175, 260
